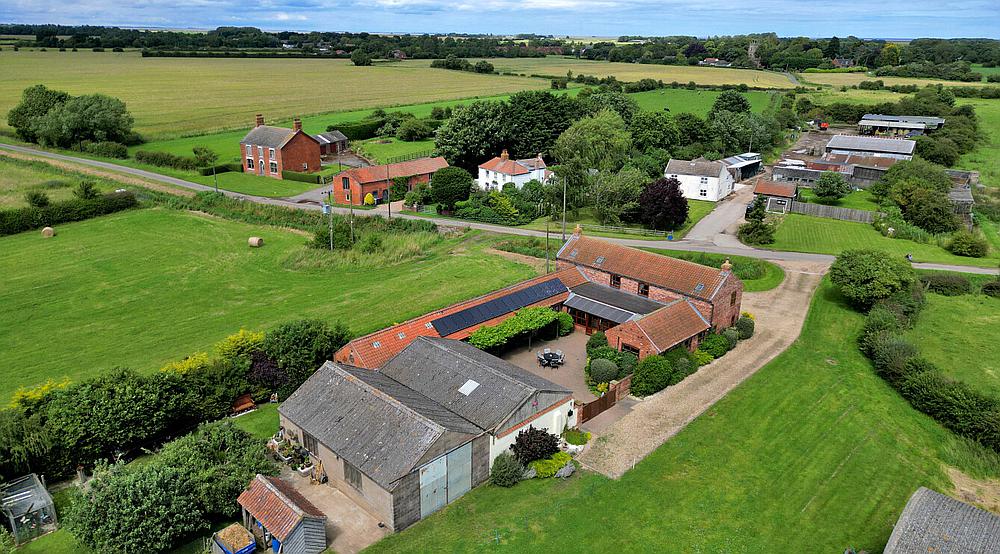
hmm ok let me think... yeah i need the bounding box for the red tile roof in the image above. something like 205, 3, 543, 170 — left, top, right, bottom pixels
753, 180, 797, 198
341, 157, 448, 185
237, 475, 325, 541
479, 157, 531, 175
634, 300, 711, 352
336, 267, 589, 369
557, 234, 734, 302
822, 153, 898, 169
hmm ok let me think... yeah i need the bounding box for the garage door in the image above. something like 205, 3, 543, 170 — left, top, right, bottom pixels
419, 456, 447, 519
446, 443, 472, 503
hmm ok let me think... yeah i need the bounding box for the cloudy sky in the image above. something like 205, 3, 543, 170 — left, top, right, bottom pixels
2, 0, 998, 38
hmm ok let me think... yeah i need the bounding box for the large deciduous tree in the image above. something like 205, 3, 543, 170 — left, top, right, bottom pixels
435, 101, 510, 172
830, 249, 915, 309
629, 111, 680, 154
7, 84, 71, 142
430, 166, 474, 211
638, 177, 688, 231
710, 90, 752, 116
31, 93, 134, 147
591, 168, 646, 226
814, 171, 851, 201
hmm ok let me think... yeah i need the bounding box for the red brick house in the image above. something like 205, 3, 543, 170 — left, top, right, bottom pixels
333, 157, 448, 205
240, 114, 321, 180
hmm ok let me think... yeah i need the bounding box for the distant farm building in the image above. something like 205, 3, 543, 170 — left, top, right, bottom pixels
773, 153, 899, 188
831, 58, 855, 68
333, 157, 448, 205
477, 150, 550, 190
313, 130, 349, 156
752, 180, 797, 214
857, 114, 946, 137
241, 114, 321, 179
698, 58, 733, 67
721, 152, 763, 181
824, 134, 915, 160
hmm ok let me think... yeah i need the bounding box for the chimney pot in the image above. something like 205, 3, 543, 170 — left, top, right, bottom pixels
500, 149, 509, 161
293, 118, 302, 131
255, 114, 264, 127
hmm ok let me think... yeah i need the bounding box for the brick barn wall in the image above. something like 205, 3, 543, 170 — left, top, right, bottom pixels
711, 276, 744, 329
605, 321, 657, 359
280, 133, 322, 175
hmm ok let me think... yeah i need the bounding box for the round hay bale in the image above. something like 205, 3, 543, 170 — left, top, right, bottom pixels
41, 226, 55, 238
248, 236, 263, 248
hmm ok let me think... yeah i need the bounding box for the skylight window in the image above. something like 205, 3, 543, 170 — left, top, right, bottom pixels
458, 379, 480, 396
397, 332, 406, 339
372, 341, 382, 348
569, 249, 578, 259
425, 322, 434, 329
694, 283, 705, 292
595, 256, 605, 265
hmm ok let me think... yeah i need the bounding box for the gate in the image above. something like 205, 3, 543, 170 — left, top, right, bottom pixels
579, 393, 616, 424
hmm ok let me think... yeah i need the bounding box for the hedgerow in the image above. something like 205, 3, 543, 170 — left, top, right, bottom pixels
0, 191, 138, 236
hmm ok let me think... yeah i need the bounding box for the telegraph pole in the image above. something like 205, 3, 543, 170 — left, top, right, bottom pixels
561, 175, 568, 241
386, 163, 392, 220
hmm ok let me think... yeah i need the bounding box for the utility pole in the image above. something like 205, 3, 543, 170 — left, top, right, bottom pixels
561, 175, 568, 241
545, 218, 550, 274
386, 163, 392, 220
325, 177, 333, 252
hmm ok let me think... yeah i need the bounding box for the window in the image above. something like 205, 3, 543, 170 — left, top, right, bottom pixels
730, 291, 738, 306
342, 177, 350, 190
700, 176, 709, 184
610, 274, 621, 289
699, 189, 708, 197
268, 148, 275, 161
257, 146, 263, 157
302, 431, 318, 454
670, 174, 677, 178
344, 460, 363, 491
372, 341, 381, 348
638, 282, 649, 297
269, 161, 277, 174
246, 158, 254, 170
246, 144, 253, 156
621, 344, 640, 356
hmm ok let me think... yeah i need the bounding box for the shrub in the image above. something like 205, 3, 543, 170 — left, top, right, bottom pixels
215, 329, 264, 367
262, 319, 352, 398
920, 274, 971, 296
396, 119, 434, 141
281, 170, 321, 184
983, 281, 1000, 298
562, 428, 590, 446
0, 191, 138, 237
160, 352, 211, 374
830, 249, 915, 309
617, 352, 638, 378
556, 312, 574, 336
24, 190, 50, 207
671, 358, 694, 384
82, 140, 127, 159
631, 355, 672, 396
859, 306, 903, 356
737, 220, 776, 245
357, 233, 384, 254
871, 335, 918, 384
692, 349, 714, 366
248, 351, 286, 390
529, 452, 572, 478
364, 192, 375, 205
431, 166, 473, 211
510, 426, 559, 464
134, 150, 198, 170
699, 334, 730, 358
0, 526, 13, 554
735, 316, 755, 339
947, 231, 989, 258
489, 452, 524, 487
589, 358, 619, 384
722, 328, 740, 350
898, 370, 1000, 453
73, 181, 100, 200
585, 331, 609, 356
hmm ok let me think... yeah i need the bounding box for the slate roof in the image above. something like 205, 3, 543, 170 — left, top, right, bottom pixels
237, 475, 325, 541
563, 294, 635, 324
341, 157, 448, 184
279, 362, 480, 490
753, 180, 797, 198
569, 282, 663, 315
314, 130, 348, 143
633, 300, 711, 352
665, 158, 725, 178
241, 125, 298, 149
884, 487, 1000, 554
557, 234, 735, 302
379, 337, 571, 432
825, 135, 916, 155
823, 153, 899, 169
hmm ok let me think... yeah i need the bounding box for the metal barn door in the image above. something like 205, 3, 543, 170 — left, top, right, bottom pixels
446, 443, 472, 503
419, 456, 447, 519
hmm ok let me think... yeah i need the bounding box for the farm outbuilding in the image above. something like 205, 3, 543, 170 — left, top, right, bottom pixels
884, 487, 1000, 553
1, 474, 57, 545
752, 180, 797, 214
237, 474, 327, 554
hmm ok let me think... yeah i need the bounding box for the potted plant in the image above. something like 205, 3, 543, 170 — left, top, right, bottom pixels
276, 443, 294, 463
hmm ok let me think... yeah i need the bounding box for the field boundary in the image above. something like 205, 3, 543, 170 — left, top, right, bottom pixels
789, 200, 879, 223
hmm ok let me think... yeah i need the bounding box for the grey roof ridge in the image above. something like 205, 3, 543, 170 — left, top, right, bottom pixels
573, 281, 666, 306
708, 271, 731, 301
555, 234, 575, 259
326, 361, 447, 437
567, 289, 646, 316
684, 298, 712, 327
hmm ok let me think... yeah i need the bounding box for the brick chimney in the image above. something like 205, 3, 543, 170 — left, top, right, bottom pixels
255, 114, 264, 127
501, 149, 509, 161
293, 118, 302, 132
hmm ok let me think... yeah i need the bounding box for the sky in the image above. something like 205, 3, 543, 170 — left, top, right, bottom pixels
2, 0, 999, 39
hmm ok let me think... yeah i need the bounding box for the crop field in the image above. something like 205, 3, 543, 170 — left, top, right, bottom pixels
0, 50, 548, 139
0, 207, 537, 400
769, 214, 998, 268
629, 88, 773, 115
905, 292, 1000, 397
798, 71, 976, 88
399, 57, 795, 88
369, 278, 1000, 553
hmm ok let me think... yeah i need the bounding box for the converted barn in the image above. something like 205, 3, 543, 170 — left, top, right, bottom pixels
333, 157, 448, 205
313, 130, 349, 156
237, 475, 327, 554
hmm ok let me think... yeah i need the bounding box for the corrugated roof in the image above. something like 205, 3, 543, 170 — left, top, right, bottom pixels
861, 114, 946, 126
753, 180, 797, 198
557, 235, 732, 302
241, 125, 296, 148
564, 293, 636, 324
826, 135, 915, 155
315, 130, 348, 143
569, 282, 663, 315
665, 158, 724, 178
379, 337, 571, 432
884, 487, 1000, 554
341, 157, 448, 185
237, 475, 325, 541
633, 300, 711, 352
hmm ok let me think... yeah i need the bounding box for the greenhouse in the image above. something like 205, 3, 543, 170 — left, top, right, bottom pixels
1, 474, 58, 545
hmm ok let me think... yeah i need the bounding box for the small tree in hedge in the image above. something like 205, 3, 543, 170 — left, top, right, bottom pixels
24, 190, 50, 208
73, 181, 100, 200
735, 316, 755, 339
431, 166, 473, 211
631, 354, 672, 396
510, 426, 559, 464
396, 119, 433, 142
589, 359, 619, 384
737, 196, 775, 245
585, 331, 608, 356
262, 319, 352, 397
813, 171, 851, 201
193, 146, 220, 192
489, 452, 523, 487
830, 249, 915, 309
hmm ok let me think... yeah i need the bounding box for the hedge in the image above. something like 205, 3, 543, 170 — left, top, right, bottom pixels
198, 162, 242, 176
0, 192, 138, 236
81, 140, 128, 159
134, 150, 199, 170
335, 120, 383, 140
919, 274, 971, 296
280, 170, 321, 184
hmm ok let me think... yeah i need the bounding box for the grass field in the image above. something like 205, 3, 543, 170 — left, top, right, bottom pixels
797, 188, 881, 211
368, 278, 1000, 553
628, 88, 773, 115
0, 208, 537, 400
769, 214, 999, 267
400, 57, 795, 88
798, 71, 978, 88
905, 292, 1000, 397
0, 156, 120, 208
0, 50, 549, 139
956, 98, 1000, 188
972, 64, 1000, 81
353, 137, 436, 164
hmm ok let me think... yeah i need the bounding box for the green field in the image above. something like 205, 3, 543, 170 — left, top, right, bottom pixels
628, 88, 773, 115
905, 292, 1000, 397
769, 213, 999, 267
798, 71, 979, 88
797, 188, 881, 211
956, 98, 1000, 188
368, 279, 1000, 552
972, 64, 1000, 81
0, 156, 120, 208
0, 208, 537, 400
354, 137, 436, 164
0, 50, 549, 140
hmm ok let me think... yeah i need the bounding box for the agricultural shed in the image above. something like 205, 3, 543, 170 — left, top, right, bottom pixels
237, 474, 327, 554
884, 487, 1000, 553
824, 134, 915, 160
1, 474, 57, 545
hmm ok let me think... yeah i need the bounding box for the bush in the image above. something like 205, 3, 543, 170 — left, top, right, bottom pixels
562, 428, 590, 446
920, 274, 971, 296
589, 358, 619, 384
0, 191, 138, 237
134, 150, 198, 170
396, 119, 434, 141
262, 319, 352, 398
830, 249, 915, 309
631, 355, 672, 396
735, 316, 755, 339
585, 331, 609, 356
947, 231, 989, 258
215, 329, 264, 367
897, 370, 1000, 453
529, 452, 572, 478
699, 334, 730, 358
871, 335, 918, 384
692, 349, 714, 366
983, 281, 1000, 298
281, 170, 321, 184
737, 220, 776, 245
722, 328, 740, 350
431, 166, 473, 211
160, 352, 211, 374
82, 140, 127, 159
510, 426, 559, 464
73, 181, 100, 200
0, 526, 13, 554
489, 452, 524, 487
24, 190, 50, 207
617, 352, 638, 378
556, 312, 574, 336
859, 307, 903, 356
357, 233, 384, 254
671, 358, 694, 384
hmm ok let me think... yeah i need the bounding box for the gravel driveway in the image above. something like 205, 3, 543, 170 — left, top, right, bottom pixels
577, 261, 827, 478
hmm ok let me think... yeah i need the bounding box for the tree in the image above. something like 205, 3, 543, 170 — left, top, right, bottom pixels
581, 91, 639, 122
73, 181, 100, 200
591, 168, 645, 225
30, 93, 134, 147
7, 84, 70, 142
830, 249, 915, 309
877, 43, 901, 67
737, 196, 776, 245
554, 109, 631, 174
350, 49, 372, 66
629, 111, 680, 154
813, 171, 851, 201
824, 36, 841, 59
24, 190, 50, 208
902, 187, 959, 233
708, 110, 773, 155
430, 166, 474, 211
396, 119, 433, 142
505, 90, 585, 160
473, 60, 494, 73
631, 354, 672, 396
435, 101, 510, 172
638, 177, 688, 231
262, 319, 352, 398
192, 147, 219, 192
915, 136, 960, 166
710, 90, 752, 115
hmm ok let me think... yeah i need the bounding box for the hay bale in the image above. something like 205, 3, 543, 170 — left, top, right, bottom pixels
41, 227, 55, 238
248, 236, 263, 248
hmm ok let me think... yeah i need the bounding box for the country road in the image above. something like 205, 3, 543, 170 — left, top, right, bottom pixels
2, 142, 997, 276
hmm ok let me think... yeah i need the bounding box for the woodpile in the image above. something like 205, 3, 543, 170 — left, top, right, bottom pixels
41, 227, 55, 238
248, 236, 263, 247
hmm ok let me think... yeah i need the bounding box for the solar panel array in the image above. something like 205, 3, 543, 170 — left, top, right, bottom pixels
431, 278, 567, 337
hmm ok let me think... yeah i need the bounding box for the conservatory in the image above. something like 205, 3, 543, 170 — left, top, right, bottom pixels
1, 474, 58, 545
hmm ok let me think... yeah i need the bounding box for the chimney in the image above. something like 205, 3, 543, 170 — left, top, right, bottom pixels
537, 153, 543, 161
500, 149, 509, 161
721, 258, 733, 272
255, 114, 264, 127
293, 118, 302, 132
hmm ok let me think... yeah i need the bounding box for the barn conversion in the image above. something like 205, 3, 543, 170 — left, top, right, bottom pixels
333, 157, 448, 205
279, 337, 573, 532
241, 115, 321, 179
883, 487, 1000, 553
824, 134, 915, 160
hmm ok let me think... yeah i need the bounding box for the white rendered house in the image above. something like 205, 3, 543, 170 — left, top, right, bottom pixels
477, 150, 550, 190
664, 158, 735, 202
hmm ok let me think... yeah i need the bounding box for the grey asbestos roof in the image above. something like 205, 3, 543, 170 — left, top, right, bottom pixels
279, 362, 479, 491
315, 130, 348, 143
948, 185, 975, 205
379, 337, 571, 432
665, 158, 724, 178
861, 114, 946, 126
826, 135, 916, 155
564, 294, 635, 324
884, 487, 1000, 553
570, 282, 663, 315
241, 125, 296, 148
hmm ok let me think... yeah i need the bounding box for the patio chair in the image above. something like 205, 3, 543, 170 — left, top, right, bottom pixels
544, 348, 551, 354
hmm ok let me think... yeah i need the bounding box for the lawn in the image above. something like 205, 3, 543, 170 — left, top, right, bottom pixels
769, 213, 999, 267
796, 188, 881, 212
0, 50, 549, 140
367, 279, 1000, 552
642, 248, 786, 292
353, 137, 436, 164
905, 291, 1000, 397
518, 201, 714, 241
0, 156, 119, 208
231, 402, 281, 440
628, 88, 773, 116
956, 98, 1000, 188
0, 208, 537, 400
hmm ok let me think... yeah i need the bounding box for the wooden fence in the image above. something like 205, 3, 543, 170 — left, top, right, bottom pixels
577, 375, 631, 424
788, 201, 881, 224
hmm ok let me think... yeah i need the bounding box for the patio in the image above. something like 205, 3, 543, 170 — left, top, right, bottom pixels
501, 331, 597, 403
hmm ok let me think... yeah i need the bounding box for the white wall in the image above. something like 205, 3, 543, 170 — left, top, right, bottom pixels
477, 167, 547, 190
667, 169, 734, 202
487, 398, 576, 463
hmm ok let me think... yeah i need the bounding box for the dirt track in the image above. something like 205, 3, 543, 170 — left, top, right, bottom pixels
578, 261, 827, 478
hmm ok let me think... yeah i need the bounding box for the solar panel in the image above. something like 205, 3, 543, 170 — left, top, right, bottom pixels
431, 278, 567, 336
